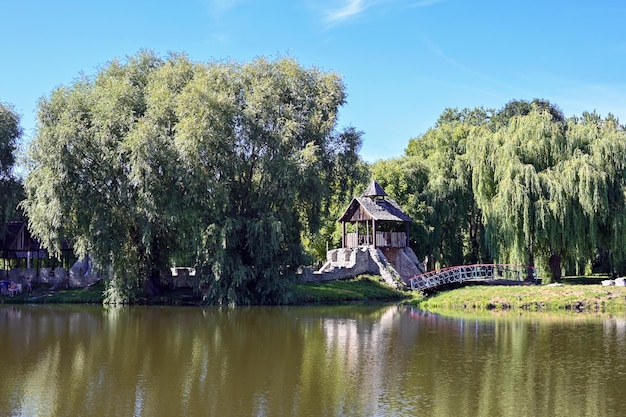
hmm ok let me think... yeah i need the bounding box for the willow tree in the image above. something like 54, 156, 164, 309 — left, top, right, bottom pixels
23, 51, 355, 304
175, 57, 352, 305
22, 51, 185, 302
563, 112, 626, 275
301, 127, 369, 264
470, 108, 567, 279
469, 105, 626, 281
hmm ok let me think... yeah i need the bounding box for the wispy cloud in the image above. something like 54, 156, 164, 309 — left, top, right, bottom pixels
321, 0, 443, 26
326, 0, 365, 24
199, 0, 243, 44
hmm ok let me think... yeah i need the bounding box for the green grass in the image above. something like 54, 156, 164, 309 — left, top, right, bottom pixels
412, 283, 626, 313
1, 275, 410, 306
289, 275, 411, 304
7, 274, 623, 311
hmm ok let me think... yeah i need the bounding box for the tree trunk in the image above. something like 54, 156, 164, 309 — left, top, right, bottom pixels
526, 243, 535, 282
549, 253, 562, 282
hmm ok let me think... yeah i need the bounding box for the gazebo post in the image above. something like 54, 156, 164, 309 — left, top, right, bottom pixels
372, 219, 377, 248
342, 221, 346, 248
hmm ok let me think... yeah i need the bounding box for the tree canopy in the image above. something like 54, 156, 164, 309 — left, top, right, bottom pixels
382, 100, 626, 281
23, 51, 362, 304
20, 58, 626, 296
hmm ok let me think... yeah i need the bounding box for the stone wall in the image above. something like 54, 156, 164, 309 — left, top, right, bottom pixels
298, 245, 423, 289
0, 267, 74, 288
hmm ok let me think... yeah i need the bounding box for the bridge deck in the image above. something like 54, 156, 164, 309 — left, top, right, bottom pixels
408, 264, 538, 292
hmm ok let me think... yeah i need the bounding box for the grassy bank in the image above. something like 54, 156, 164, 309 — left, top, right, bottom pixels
412, 283, 626, 313
6, 276, 624, 312
1, 275, 410, 306
289, 275, 410, 304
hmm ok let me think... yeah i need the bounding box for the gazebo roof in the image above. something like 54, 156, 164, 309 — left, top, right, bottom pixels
337, 181, 412, 223
0, 222, 39, 251
0, 221, 72, 257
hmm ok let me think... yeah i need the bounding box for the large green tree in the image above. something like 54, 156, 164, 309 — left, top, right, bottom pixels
301, 126, 370, 264
174, 57, 354, 304
470, 105, 626, 280
23, 51, 358, 305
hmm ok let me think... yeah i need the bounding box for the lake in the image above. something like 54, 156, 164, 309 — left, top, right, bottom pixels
1, 304, 625, 416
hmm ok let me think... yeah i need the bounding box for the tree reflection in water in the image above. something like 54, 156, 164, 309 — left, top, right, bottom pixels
0, 305, 625, 416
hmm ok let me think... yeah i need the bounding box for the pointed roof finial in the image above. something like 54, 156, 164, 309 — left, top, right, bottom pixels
362, 180, 387, 199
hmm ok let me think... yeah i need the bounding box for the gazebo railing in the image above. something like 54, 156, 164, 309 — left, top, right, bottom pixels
408, 264, 538, 291
345, 232, 407, 248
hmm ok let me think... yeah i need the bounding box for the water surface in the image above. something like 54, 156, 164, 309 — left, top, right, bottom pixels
1, 305, 625, 416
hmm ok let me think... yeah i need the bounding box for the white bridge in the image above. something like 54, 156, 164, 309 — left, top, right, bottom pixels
408, 263, 539, 292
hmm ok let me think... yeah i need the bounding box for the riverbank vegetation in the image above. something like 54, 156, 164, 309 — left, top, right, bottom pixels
412, 283, 626, 313
4, 51, 626, 305
290, 275, 409, 304
0, 275, 409, 306
6, 276, 626, 315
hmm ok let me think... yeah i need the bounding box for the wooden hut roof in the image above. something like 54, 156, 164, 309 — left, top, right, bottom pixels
0, 221, 42, 258
0, 222, 37, 250
0, 221, 71, 259
337, 196, 412, 223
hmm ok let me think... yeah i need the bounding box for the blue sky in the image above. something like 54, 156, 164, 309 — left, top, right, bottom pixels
2, 0, 626, 163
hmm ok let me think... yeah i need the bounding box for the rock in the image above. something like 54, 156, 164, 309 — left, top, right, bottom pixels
615, 278, 626, 287
602, 279, 615, 286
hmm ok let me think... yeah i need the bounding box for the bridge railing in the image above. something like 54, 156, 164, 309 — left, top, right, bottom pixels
408, 264, 538, 291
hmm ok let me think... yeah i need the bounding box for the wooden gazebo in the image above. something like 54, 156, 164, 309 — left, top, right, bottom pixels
337, 180, 412, 249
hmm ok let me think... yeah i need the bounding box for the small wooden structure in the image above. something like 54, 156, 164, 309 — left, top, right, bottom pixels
338, 180, 412, 249
0, 221, 72, 271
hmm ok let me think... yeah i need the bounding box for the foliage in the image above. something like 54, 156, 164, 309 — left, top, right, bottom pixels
299, 127, 369, 265
471, 107, 626, 280
493, 98, 565, 127
23, 51, 361, 305
369, 157, 430, 259
371, 99, 626, 282
0, 102, 21, 177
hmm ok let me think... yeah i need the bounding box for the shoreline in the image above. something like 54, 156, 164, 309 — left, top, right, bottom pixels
3, 276, 626, 313
411, 283, 626, 314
